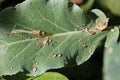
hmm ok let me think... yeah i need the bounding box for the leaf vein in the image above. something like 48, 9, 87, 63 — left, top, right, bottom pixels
35, 7, 69, 32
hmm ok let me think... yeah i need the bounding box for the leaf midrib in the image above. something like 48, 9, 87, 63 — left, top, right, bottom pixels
0, 30, 85, 48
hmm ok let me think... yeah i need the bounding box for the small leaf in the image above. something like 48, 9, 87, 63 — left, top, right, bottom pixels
0, 0, 108, 76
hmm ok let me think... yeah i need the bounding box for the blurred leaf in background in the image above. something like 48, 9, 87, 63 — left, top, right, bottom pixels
3, 72, 29, 80
0, 0, 4, 10
104, 27, 120, 80
98, 0, 120, 16
70, 0, 94, 11
0, 0, 3, 3
80, 0, 94, 11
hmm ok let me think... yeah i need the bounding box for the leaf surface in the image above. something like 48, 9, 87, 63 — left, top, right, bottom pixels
0, 0, 108, 76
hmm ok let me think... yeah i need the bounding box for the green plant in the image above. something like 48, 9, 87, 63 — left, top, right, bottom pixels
0, 0, 120, 80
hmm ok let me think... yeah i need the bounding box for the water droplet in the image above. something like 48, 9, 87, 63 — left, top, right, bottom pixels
43, 37, 52, 46
32, 60, 39, 65
52, 54, 57, 58
110, 28, 115, 32
93, 45, 96, 48
35, 62, 39, 65
58, 54, 62, 57
8, 65, 13, 69
32, 67, 37, 72
83, 43, 88, 47
108, 47, 113, 54
52, 54, 62, 57
10, 66, 13, 69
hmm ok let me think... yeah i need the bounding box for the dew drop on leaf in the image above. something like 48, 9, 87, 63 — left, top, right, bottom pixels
52, 54, 58, 58
93, 45, 96, 48
83, 43, 88, 47
52, 54, 62, 58
10, 66, 13, 69
58, 54, 62, 57
8, 65, 13, 69
110, 28, 115, 32
32, 67, 37, 72
35, 62, 39, 65
108, 47, 113, 54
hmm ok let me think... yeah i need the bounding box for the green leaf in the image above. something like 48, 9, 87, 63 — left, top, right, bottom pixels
105, 27, 119, 47
0, 0, 108, 76
104, 27, 120, 80
0, 0, 3, 3
27, 72, 68, 80
98, 0, 120, 16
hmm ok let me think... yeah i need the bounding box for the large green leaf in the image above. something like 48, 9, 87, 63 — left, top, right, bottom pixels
0, 0, 108, 76
104, 27, 120, 80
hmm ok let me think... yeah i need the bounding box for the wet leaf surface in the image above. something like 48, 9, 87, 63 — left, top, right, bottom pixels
0, 0, 108, 76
